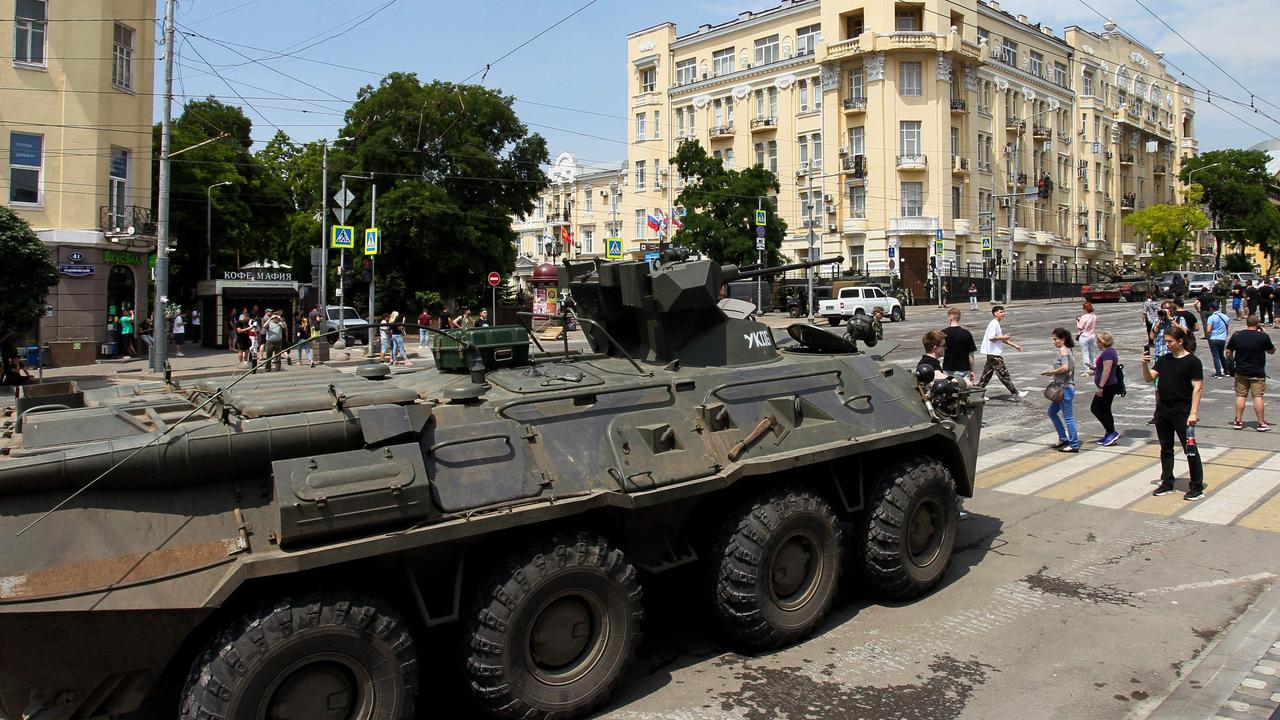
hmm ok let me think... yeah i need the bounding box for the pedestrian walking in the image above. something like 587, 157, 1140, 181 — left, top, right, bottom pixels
1232, 283, 1243, 320
171, 311, 186, 357
1042, 328, 1080, 452
1195, 286, 1216, 332
1174, 299, 1198, 352
1273, 278, 1280, 327
968, 283, 978, 311
1090, 331, 1123, 446
390, 312, 411, 366
120, 308, 135, 358
418, 308, 432, 347
976, 305, 1027, 398
378, 313, 393, 363
941, 307, 977, 385
262, 311, 286, 372
940, 281, 950, 308
1141, 325, 1205, 500
1226, 314, 1275, 431
190, 308, 201, 344
1142, 294, 1161, 339
1076, 301, 1098, 372
296, 316, 314, 367
1205, 303, 1231, 378
233, 313, 250, 364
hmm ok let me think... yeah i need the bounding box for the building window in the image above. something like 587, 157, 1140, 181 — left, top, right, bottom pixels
640, 67, 656, 93
847, 126, 865, 156
108, 148, 128, 227
724, 148, 734, 169
1000, 39, 1018, 67
900, 121, 922, 156
583, 188, 593, 214
1054, 62, 1067, 87
1029, 51, 1043, 78
848, 186, 866, 218
113, 24, 135, 90
13, 0, 46, 66
676, 58, 697, 85
712, 47, 735, 76
714, 99, 724, 127
798, 80, 809, 113
796, 24, 821, 56
754, 142, 765, 168
950, 127, 960, 157
799, 134, 810, 167
653, 110, 660, 138
901, 182, 923, 217
635, 209, 647, 238
952, 186, 962, 219
635, 113, 646, 141
977, 27, 989, 45
812, 133, 822, 168
767, 140, 778, 173
635, 160, 646, 190
755, 34, 779, 66
845, 11, 864, 38
756, 87, 777, 119
582, 229, 594, 254
768, 87, 777, 118
899, 62, 921, 96
9, 132, 42, 205
895, 8, 921, 31
799, 190, 824, 219
848, 67, 864, 101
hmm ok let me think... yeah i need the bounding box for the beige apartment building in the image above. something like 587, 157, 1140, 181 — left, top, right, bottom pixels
623, 0, 1197, 298
1, 0, 156, 355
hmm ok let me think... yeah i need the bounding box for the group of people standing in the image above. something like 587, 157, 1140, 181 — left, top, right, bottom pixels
1231, 278, 1280, 324
228, 306, 298, 371
115, 307, 201, 360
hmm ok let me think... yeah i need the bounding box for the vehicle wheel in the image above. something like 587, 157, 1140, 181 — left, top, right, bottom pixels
465, 532, 643, 720
788, 306, 801, 318
854, 456, 958, 600
827, 317, 841, 326
710, 487, 842, 651
180, 593, 418, 720
890, 307, 904, 322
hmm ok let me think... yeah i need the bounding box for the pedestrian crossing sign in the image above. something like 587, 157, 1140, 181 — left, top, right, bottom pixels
331, 225, 355, 249
755, 209, 767, 226
364, 228, 379, 255
606, 238, 624, 259
982, 236, 992, 250
935, 239, 945, 255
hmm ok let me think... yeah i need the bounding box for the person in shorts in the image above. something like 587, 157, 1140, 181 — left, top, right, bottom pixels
1226, 314, 1274, 431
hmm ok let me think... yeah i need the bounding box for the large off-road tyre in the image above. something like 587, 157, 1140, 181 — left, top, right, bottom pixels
789, 306, 801, 318
890, 306, 904, 322
180, 593, 418, 720
710, 487, 842, 651
827, 316, 842, 326
465, 532, 643, 720
855, 456, 958, 600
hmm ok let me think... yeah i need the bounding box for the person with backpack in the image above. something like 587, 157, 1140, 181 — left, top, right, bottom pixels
1205, 302, 1231, 378
1090, 331, 1124, 446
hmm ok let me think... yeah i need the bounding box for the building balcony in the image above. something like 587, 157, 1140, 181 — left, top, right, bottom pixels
709, 124, 735, 138
1077, 212, 1089, 226
843, 96, 867, 113
1153, 164, 1167, 175
977, 160, 992, 173
1120, 194, 1136, 210
842, 217, 868, 235
1119, 153, 1135, 166
949, 98, 967, 113
1006, 118, 1025, 132
954, 218, 972, 236
1121, 242, 1139, 256
887, 216, 939, 236
896, 154, 927, 170
1035, 231, 1054, 246
1181, 138, 1199, 151
750, 116, 778, 131
951, 155, 969, 176
1032, 125, 1051, 140
884, 31, 939, 50
822, 35, 865, 62
99, 205, 156, 236
1013, 228, 1033, 244
841, 155, 867, 177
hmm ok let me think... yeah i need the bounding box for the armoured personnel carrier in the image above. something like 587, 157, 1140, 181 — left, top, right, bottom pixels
1081, 267, 1151, 303
0, 251, 984, 720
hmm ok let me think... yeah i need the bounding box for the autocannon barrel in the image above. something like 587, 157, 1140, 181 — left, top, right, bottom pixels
722, 256, 843, 282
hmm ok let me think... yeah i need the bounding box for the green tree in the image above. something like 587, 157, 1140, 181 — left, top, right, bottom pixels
0, 207, 58, 336
256, 132, 327, 283
1180, 149, 1274, 263
1123, 190, 1209, 272
669, 140, 787, 266
153, 99, 291, 299
335, 73, 548, 310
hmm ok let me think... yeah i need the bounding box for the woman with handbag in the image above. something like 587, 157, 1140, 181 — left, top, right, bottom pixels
1042, 327, 1080, 452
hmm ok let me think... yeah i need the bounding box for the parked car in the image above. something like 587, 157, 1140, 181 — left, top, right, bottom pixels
1231, 272, 1262, 286
1157, 271, 1193, 297
1187, 272, 1219, 294
818, 285, 905, 325
322, 305, 370, 346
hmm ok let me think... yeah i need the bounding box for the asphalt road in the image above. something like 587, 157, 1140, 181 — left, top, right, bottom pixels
587, 300, 1280, 720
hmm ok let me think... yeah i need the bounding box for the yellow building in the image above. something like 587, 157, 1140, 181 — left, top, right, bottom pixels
623, 0, 1199, 298
1, 0, 156, 353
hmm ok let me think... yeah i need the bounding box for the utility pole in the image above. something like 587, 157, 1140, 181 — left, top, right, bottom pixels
151, 0, 175, 374
756, 196, 764, 314
1006, 127, 1020, 305
319, 140, 329, 321
367, 182, 377, 355
333, 175, 349, 350
805, 171, 817, 321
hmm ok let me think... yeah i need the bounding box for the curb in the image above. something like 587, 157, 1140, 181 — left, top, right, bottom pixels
1143, 580, 1280, 719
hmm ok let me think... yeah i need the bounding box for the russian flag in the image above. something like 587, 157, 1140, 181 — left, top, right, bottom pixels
646, 212, 661, 231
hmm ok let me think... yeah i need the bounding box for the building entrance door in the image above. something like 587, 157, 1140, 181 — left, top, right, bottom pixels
900, 247, 928, 302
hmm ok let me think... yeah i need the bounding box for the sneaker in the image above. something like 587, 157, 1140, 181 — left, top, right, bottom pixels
1059, 446, 1080, 453
1184, 489, 1205, 501
1017, 390, 1029, 398
1050, 439, 1070, 450
1152, 484, 1176, 497
1258, 423, 1272, 433
1101, 433, 1120, 447
175, 352, 184, 357
1233, 419, 1244, 430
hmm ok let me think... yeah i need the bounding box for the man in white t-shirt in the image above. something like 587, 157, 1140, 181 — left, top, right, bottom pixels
976, 305, 1027, 397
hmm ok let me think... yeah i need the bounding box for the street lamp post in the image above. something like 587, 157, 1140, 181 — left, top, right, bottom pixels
206, 181, 231, 282
341, 174, 376, 354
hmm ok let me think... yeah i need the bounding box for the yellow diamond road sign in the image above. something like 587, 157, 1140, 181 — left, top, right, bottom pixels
331, 225, 355, 249
364, 228, 379, 255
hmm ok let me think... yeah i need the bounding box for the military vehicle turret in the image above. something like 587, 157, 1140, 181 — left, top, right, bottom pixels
1081, 266, 1151, 303
0, 251, 984, 720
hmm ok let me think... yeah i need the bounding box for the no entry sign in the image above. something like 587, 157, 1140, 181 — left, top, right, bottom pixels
487, 272, 501, 287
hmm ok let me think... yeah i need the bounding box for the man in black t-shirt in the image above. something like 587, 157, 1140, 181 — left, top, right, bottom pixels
1258, 280, 1275, 325
1142, 324, 1205, 500
1245, 281, 1259, 317
1174, 299, 1198, 352
1195, 289, 1216, 331
941, 307, 977, 384
918, 330, 947, 381
1226, 314, 1275, 431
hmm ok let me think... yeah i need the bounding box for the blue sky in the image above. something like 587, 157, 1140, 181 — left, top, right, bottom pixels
162, 0, 1280, 172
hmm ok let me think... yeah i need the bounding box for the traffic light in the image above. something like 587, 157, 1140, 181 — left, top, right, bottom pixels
1037, 176, 1053, 199
929, 255, 936, 270
341, 268, 354, 288
362, 258, 372, 284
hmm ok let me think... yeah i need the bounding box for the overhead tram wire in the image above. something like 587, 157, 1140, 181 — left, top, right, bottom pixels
180, 33, 291, 140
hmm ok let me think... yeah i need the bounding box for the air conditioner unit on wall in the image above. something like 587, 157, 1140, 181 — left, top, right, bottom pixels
796, 161, 810, 176
827, 223, 838, 232
999, 197, 1013, 208
838, 146, 849, 155
822, 193, 833, 203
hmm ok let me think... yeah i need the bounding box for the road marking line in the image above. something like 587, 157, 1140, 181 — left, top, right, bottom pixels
1036, 445, 1162, 501
1181, 452, 1280, 525
976, 432, 1061, 474
1079, 445, 1228, 509
995, 444, 1137, 495
1128, 448, 1266, 516
1134, 572, 1277, 596
978, 449, 1070, 489
1237, 485, 1280, 533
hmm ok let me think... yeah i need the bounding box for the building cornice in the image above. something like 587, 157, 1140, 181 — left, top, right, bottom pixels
670, 0, 818, 51
669, 53, 817, 98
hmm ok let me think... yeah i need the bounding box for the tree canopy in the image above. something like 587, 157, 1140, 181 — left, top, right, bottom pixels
0, 207, 58, 336
1123, 188, 1209, 272
669, 140, 787, 266
1180, 149, 1277, 263
332, 73, 549, 310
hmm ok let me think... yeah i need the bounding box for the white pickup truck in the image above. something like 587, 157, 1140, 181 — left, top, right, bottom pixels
818, 286, 905, 326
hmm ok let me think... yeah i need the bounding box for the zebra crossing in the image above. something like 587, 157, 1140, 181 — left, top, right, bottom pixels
975, 429, 1280, 533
